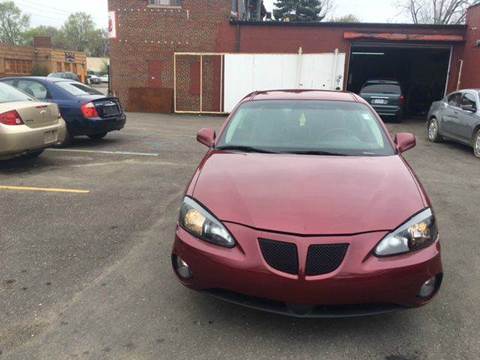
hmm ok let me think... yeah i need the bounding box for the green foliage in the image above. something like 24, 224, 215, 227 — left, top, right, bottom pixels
57, 13, 108, 57
11, 8, 108, 56
331, 14, 360, 23
0, 1, 30, 45
31, 64, 49, 76
22, 25, 61, 47
273, 0, 327, 22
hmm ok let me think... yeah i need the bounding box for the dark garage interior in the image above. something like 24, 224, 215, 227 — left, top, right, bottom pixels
347, 44, 452, 117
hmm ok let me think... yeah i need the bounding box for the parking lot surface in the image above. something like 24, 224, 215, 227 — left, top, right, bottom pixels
1, 114, 479, 359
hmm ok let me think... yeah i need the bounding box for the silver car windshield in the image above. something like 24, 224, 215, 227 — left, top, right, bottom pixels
217, 100, 395, 157
0, 82, 33, 103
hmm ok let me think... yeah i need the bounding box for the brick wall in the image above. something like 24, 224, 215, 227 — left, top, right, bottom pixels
0, 43, 87, 81
460, 4, 480, 90
108, 0, 236, 112
108, 0, 480, 113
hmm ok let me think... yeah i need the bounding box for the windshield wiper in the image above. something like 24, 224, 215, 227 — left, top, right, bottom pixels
216, 145, 277, 154
285, 150, 348, 156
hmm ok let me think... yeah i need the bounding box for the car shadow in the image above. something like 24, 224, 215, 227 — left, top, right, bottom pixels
0, 155, 56, 175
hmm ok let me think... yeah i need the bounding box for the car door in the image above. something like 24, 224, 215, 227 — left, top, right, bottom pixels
441, 92, 462, 137
457, 92, 480, 142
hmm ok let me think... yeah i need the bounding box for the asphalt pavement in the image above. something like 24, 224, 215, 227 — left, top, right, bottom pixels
0, 114, 479, 359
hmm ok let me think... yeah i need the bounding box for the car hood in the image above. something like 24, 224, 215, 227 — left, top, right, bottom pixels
192, 152, 426, 235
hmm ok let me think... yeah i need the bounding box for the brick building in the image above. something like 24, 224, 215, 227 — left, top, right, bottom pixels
107, 0, 480, 114
0, 37, 87, 82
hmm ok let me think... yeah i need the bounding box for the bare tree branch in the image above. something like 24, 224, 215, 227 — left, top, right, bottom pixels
399, 0, 478, 24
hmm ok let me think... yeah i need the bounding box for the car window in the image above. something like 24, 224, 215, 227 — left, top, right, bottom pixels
448, 93, 461, 107
55, 82, 103, 96
361, 84, 401, 95
17, 80, 49, 100
461, 93, 477, 108
0, 82, 34, 103
218, 100, 395, 156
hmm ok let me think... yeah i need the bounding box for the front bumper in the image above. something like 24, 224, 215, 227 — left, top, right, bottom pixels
0, 121, 65, 158
371, 105, 402, 117
172, 222, 443, 317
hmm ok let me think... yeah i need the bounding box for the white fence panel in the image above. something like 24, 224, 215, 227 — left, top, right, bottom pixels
224, 52, 345, 112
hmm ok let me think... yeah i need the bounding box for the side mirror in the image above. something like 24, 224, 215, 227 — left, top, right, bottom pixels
197, 128, 216, 148
395, 132, 416, 153
461, 104, 477, 113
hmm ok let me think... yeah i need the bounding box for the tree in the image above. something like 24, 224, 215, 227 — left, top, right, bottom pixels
331, 14, 360, 22
0, 1, 29, 45
273, 0, 334, 22
399, 0, 480, 24
59, 12, 108, 56
22, 25, 61, 47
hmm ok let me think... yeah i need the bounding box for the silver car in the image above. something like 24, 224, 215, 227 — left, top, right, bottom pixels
427, 89, 480, 158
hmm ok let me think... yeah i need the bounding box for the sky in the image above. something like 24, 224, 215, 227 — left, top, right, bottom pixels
12, 0, 409, 30
12, 0, 109, 28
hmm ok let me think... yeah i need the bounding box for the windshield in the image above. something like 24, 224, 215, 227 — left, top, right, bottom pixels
361, 84, 401, 95
217, 100, 395, 156
0, 82, 33, 103
56, 82, 103, 96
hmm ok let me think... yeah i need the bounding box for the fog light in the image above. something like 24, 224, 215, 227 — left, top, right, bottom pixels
173, 255, 192, 280
418, 277, 436, 298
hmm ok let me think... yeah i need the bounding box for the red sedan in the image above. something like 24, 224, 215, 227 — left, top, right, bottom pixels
172, 90, 442, 318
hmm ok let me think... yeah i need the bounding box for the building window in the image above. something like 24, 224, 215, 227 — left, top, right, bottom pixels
4, 59, 33, 75
147, 0, 182, 7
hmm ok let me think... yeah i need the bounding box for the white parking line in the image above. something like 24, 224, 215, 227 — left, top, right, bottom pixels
46, 149, 160, 157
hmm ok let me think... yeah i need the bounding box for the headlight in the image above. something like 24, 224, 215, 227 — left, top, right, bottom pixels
375, 208, 438, 257
179, 197, 235, 248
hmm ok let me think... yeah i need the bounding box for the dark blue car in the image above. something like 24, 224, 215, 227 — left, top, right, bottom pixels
0, 77, 126, 144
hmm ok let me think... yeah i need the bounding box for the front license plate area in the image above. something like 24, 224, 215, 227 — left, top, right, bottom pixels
44, 130, 58, 144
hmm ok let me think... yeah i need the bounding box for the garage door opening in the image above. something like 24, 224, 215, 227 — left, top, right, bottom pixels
347, 44, 452, 117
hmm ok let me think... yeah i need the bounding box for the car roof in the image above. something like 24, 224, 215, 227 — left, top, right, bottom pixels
244, 90, 364, 103
0, 76, 73, 83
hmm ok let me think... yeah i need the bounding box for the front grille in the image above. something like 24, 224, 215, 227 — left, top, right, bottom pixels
259, 239, 298, 275
306, 244, 349, 276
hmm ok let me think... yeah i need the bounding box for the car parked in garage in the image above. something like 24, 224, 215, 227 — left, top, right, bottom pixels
359, 80, 406, 122
0, 82, 65, 160
172, 90, 442, 318
427, 89, 480, 158
0, 77, 126, 145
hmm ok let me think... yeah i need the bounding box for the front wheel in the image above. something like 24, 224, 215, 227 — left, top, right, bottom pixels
89, 133, 108, 140
428, 118, 442, 143
473, 129, 480, 158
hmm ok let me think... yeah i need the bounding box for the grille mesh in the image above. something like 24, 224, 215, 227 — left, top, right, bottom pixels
306, 244, 349, 276
259, 239, 299, 275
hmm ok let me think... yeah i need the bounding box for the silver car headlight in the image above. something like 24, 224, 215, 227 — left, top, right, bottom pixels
375, 208, 438, 257
179, 197, 235, 248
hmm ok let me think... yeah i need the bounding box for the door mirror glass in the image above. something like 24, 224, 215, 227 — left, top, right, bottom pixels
395, 132, 416, 153
197, 128, 216, 148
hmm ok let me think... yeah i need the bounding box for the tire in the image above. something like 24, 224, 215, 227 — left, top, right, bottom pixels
428, 118, 442, 143
88, 132, 108, 140
23, 150, 44, 159
473, 129, 480, 159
